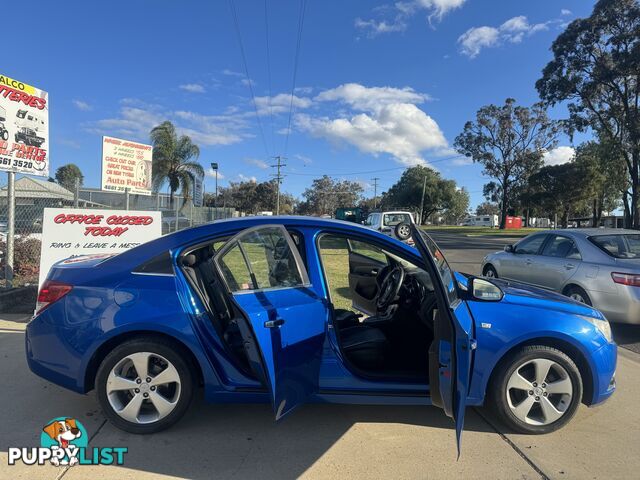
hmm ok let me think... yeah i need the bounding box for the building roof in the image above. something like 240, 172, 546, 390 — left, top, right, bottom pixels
1, 176, 74, 200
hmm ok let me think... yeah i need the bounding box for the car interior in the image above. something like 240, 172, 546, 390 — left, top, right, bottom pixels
179, 229, 440, 385
318, 234, 438, 382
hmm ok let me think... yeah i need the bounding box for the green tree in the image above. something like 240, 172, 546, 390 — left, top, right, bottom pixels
150, 121, 203, 207
476, 201, 500, 216
299, 176, 364, 216
442, 187, 470, 225
381, 165, 460, 223
536, 0, 640, 227
529, 162, 598, 228
54, 164, 84, 192
573, 141, 626, 226
454, 98, 560, 229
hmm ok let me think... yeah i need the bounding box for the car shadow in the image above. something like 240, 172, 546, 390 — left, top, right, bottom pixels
90, 397, 495, 480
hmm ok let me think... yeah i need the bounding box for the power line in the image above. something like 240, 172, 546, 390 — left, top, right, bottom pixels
263, 0, 275, 153
271, 155, 287, 215
283, 0, 307, 156
228, 0, 270, 157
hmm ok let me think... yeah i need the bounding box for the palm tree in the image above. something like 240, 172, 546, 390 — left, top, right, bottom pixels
150, 121, 204, 208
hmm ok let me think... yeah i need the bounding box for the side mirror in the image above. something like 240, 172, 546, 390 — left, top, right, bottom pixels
472, 278, 504, 302
504, 244, 514, 253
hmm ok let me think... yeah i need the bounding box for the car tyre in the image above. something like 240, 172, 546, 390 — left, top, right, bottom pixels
564, 285, 592, 306
489, 345, 582, 434
482, 265, 498, 278
95, 337, 195, 434
394, 222, 412, 240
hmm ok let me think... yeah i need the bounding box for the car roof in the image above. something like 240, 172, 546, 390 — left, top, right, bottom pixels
542, 228, 639, 238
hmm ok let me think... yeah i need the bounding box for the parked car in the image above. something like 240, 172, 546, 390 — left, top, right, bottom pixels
482, 228, 640, 324
365, 210, 414, 242
26, 217, 616, 447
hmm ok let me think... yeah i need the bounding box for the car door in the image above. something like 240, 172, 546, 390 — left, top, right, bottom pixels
535, 234, 581, 291
411, 225, 474, 454
500, 234, 548, 284
347, 238, 388, 315
214, 225, 329, 420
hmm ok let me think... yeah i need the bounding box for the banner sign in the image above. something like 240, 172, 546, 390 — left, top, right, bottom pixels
0, 74, 49, 177
101, 136, 153, 195
38, 208, 162, 289
193, 174, 204, 207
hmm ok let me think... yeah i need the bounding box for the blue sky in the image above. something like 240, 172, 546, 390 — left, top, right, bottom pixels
6, 0, 596, 209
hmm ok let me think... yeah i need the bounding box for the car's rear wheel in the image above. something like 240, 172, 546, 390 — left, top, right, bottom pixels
96, 337, 194, 434
489, 345, 582, 434
483, 265, 498, 278
565, 285, 592, 306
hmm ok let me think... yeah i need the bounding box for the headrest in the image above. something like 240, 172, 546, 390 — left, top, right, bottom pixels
182, 254, 197, 267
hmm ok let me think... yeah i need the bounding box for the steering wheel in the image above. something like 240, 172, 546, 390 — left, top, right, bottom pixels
376, 265, 405, 311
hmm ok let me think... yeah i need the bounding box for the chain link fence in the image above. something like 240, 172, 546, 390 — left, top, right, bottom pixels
1, 175, 236, 289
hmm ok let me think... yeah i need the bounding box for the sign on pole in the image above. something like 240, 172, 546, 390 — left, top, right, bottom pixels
38, 208, 162, 289
0, 74, 49, 177
101, 136, 153, 195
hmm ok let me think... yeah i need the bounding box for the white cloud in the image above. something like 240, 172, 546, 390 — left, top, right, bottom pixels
72, 99, 92, 111
543, 146, 575, 166
297, 102, 447, 166
238, 174, 257, 183
207, 168, 225, 179
294, 154, 313, 165
179, 83, 206, 93
458, 15, 550, 58
560, 9, 572, 16
245, 158, 269, 169
356, 0, 467, 37
87, 99, 250, 147
254, 93, 313, 115
315, 83, 430, 110
222, 69, 243, 77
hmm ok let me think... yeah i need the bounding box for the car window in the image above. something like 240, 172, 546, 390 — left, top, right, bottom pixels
542, 235, 581, 260
514, 235, 547, 255
217, 226, 305, 293
417, 231, 458, 304
383, 213, 411, 226
589, 234, 640, 259
364, 214, 375, 226
349, 239, 388, 264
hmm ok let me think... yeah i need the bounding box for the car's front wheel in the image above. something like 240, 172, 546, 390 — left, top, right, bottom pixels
489, 345, 582, 434
482, 264, 498, 278
95, 337, 195, 434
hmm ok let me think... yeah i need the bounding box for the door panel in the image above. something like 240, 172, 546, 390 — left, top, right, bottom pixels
411, 225, 473, 453
215, 225, 329, 419
536, 235, 581, 290
348, 250, 386, 315
501, 234, 548, 284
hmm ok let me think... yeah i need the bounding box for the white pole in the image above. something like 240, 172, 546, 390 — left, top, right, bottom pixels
5, 172, 15, 288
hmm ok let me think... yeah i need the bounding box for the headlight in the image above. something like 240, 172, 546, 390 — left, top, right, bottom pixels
579, 315, 613, 343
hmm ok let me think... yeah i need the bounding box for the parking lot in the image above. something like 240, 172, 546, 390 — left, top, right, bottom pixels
1, 230, 639, 479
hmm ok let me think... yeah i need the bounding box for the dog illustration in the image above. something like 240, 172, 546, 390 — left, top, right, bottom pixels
42, 418, 82, 465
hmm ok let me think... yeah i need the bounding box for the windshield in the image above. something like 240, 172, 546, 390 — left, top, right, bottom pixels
383, 213, 411, 226
589, 234, 640, 259
417, 230, 458, 304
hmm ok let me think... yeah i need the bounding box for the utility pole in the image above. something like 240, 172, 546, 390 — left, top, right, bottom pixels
419, 175, 427, 226
271, 156, 286, 215
372, 177, 380, 209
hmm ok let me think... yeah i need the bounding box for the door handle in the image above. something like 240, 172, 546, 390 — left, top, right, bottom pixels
564, 263, 576, 270
525, 258, 533, 265
371, 269, 379, 275
264, 318, 285, 328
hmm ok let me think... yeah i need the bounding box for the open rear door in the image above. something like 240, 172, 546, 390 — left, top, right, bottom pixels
214, 225, 329, 419
411, 225, 474, 455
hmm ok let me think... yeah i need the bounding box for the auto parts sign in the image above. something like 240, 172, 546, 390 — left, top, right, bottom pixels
0, 74, 49, 177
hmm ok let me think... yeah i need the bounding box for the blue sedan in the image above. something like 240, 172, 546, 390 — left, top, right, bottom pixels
26, 217, 616, 448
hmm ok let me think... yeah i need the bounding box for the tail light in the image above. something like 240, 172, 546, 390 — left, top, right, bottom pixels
36, 280, 73, 314
611, 272, 640, 287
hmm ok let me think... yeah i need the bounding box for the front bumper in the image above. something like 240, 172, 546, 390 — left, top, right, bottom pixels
589, 340, 617, 405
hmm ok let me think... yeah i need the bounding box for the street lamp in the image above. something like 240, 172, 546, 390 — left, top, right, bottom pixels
210, 162, 218, 210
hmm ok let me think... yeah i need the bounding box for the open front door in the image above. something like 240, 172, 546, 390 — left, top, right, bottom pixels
214, 225, 329, 419
411, 225, 474, 454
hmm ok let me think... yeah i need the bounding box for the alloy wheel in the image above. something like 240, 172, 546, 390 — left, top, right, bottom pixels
106, 352, 181, 424
484, 269, 495, 278
569, 293, 585, 303
397, 224, 411, 238
506, 358, 573, 426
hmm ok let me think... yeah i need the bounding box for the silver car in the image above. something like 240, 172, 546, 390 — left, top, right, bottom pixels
481, 229, 640, 324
